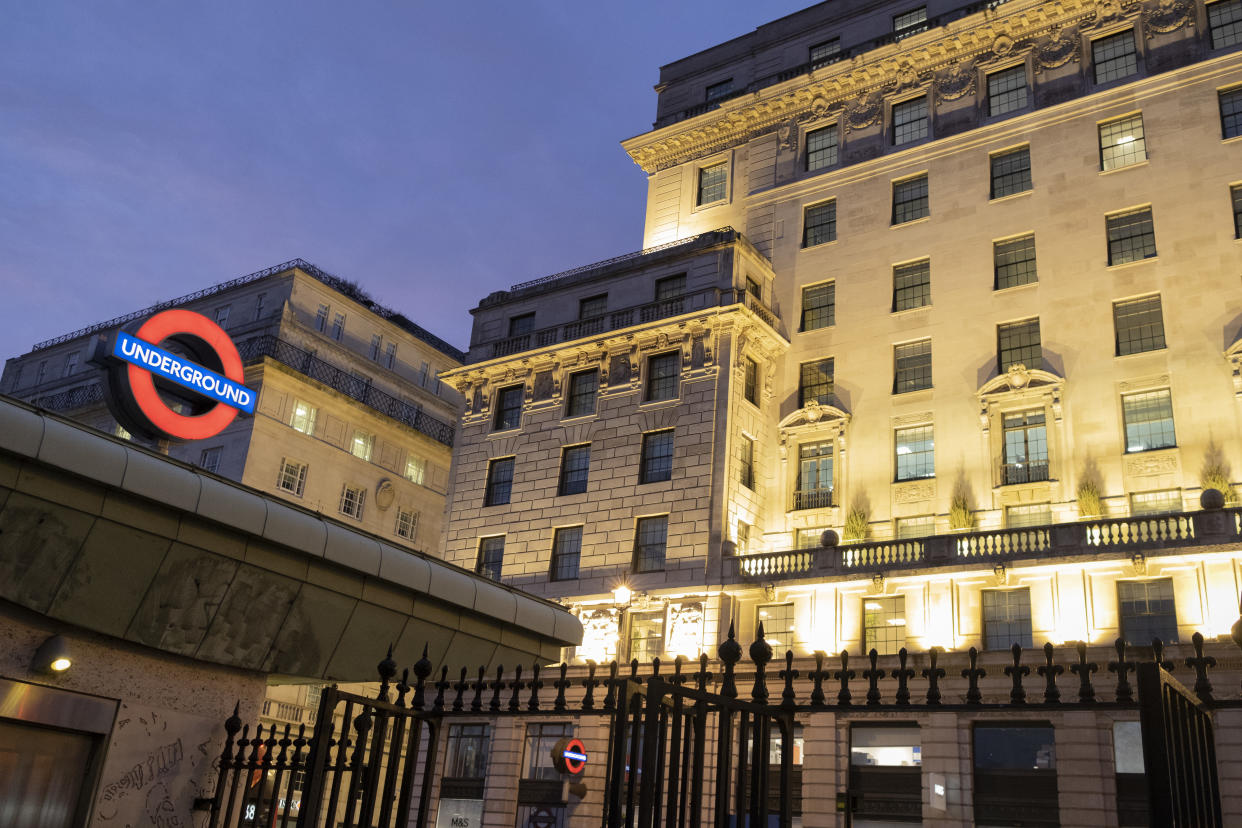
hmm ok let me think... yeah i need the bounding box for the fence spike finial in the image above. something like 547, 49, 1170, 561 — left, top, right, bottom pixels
603, 661, 619, 710
892, 648, 914, 705
411, 645, 433, 710
452, 667, 469, 712
508, 664, 524, 712
433, 666, 450, 711
1186, 631, 1217, 703
810, 651, 827, 707
581, 661, 599, 711
1108, 637, 1136, 704
922, 647, 945, 705
719, 623, 742, 699
834, 650, 855, 706
489, 665, 505, 712
962, 647, 985, 704
779, 650, 798, 710
377, 644, 397, 701
1069, 641, 1098, 703
1153, 638, 1173, 672
863, 648, 883, 706
527, 663, 544, 711
1037, 642, 1063, 704
750, 623, 773, 704
1004, 643, 1029, 704
471, 666, 487, 712
395, 668, 411, 708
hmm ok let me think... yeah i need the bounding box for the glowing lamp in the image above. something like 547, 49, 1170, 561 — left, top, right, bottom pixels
32, 635, 72, 674
612, 584, 632, 607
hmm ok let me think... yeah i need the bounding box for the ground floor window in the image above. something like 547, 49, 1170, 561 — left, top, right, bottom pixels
849, 724, 922, 824
972, 723, 1058, 826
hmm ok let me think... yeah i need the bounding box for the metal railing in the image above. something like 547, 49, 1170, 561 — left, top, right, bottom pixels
30, 382, 105, 412
792, 489, 833, 511
1001, 460, 1050, 485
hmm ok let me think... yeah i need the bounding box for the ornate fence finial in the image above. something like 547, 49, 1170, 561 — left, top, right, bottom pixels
581, 662, 599, 711
719, 623, 742, 699
695, 653, 712, 691
1004, 643, 1029, 704
554, 663, 570, 711
962, 647, 985, 705
471, 666, 487, 712
750, 622, 774, 704
377, 645, 398, 702
923, 647, 945, 705
834, 650, 855, 706
651, 656, 662, 677
1186, 631, 1217, 703
1153, 638, 1173, 672
433, 666, 450, 711
508, 665, 525, 712
629, 658, 640, 680
395, 668, 411, 709
1108, 638, 1136, 704
810, 651, 827, 707
411, 644, 433, 710
603, 661, 620, 710
863, 648, 883, 706
1070, 641, 1098, 703
1037, 642, 1063, 704
670, 655, 688, 688
527, 663, 544, 711
452, 667, 469, 712
489, 666, 505, 712
892, 648, 914, 705
780, 650, 799, 710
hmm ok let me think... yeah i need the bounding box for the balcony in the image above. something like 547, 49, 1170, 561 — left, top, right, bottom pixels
1000, 460, 1050, 485
728, 507, 1240, 583
792, 488, 834, 511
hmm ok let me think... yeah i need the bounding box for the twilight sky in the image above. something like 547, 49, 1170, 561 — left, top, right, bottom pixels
0, 2, 809, 359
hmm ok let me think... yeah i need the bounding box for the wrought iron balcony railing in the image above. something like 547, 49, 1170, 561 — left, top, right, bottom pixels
1001, 460, 1050, 485
792, 488, 834, 511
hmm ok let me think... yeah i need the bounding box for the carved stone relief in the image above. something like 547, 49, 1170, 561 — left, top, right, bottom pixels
1143, 0, 1194, 37
845, 92, 884, 132
532, 370, 555, 401
608, 353, 631, 386
894, 480, 937, 503
935, 60, 977, 103
1124, 452, 1179, 476
1034, 27, 1081, 73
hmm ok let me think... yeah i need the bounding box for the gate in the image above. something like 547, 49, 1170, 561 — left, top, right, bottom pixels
1137, 660, 1222, 827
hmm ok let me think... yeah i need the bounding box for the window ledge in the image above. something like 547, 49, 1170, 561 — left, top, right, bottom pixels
1224, 134, 1242, 145
1099, 159, 1150, 176
891, 216, 932, 229
801, 238, 839, 251
993, 280, 1038, 295
487, 426, 522, 438
892, 387, 934, 398
638, 397, 681, 411
891, 304, 932, 318
1114, 347, 1168, 360
561, 412, 599, 424
1124, 445, 1178, 455
989, 189, 1033, 204
1107, 256, 1159, 271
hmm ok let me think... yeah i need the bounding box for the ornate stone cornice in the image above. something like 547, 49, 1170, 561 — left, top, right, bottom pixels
622, 0, 1159, 173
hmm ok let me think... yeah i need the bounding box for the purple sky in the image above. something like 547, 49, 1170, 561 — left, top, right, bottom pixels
1, 2, 808, 359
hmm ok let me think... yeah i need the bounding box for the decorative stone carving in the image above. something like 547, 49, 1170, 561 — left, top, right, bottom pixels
667, 602, 705, 658
1035, 27, 1081, 72
577, 608, 620, 663
532, 370, 555, 401
894, 480, 936, 503
1143, 0, 1194, 37
777, 118, 798, 152
1006, 363, 1031, 389
608, 352, 631, 386
1124, 452, 1178, 476
1226, 341, 1242, 397
935, 60, 977, 102
991, 33, 1016, 56
844, 92, 883, 133
892, 411, 934, 427
375, 479, 395, 511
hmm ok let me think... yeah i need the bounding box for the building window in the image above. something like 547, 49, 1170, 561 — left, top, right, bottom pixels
655, 273, 686, 301
1233, 184, 1242, 238
645, 352, 680, 402
384, 342, 397, 369
476, 536, 504, 581
288, 400, 317, 435
1006, 502, 1051, 528
484, 457, 515, 506
1209, 0, 1242, 48
743, 357, 759, 405
990, 146, 1032, 198
1099, 114, 1147, 171
987, 65, 1028, 116
892, 259, 931, 311
994, 235, 1037, 289
798, 357, 834, 407
806, 125, 839, 170
521, 722, 572, 783
1002, 410, 1049, 485
1122, 389, 1176, 452
863, 596, 906, 655
315, 304, 329, 332
558, 444, 591, 496
736, 520, 750, 554
1113, 295, 1166, 355
739, 436, 755, 489
892, 175, 929, 224
796, 527, 829, 548
745, 276, 762, 300
331, 313, 345, 341
1107, 207, 1157, 265
982, 588, 1033, 650
892, 97, 928, 145
62, 351, 79, 377
565, 370, 598, 417
633, 516, 668, 572
893, 340, 932, 394
350, 430, 374, 462
277, 459, 307, 496
395, 509, 418, 540
1131, 489, 1183, 516
550, 526, 582, 581
629, 610, 665, 661
795, 441, 834, 510
1118, 579, 1178, 645
444, 723, 490, 791
705, 78, 733, 102
215, 305, 231, 327
199, 447, 222, 474
758, 604, 795, 651
973, 725, 1058, 824
639, 430, 674, 484
698, 162, 728, 205
895, 424, 934, 481
1093, 31, 1138, 84
800, 282, 835, 331
802, 200, 837, 247
114, 423, 131, 441
998, 318, 1041, 371
419, 361, 431, 387
895, 516, 935, 539
893, 6, 928, 39
253, 293, 266, 320
849, 726, 922, 820
579, 294, 607, 320
339, 484, 365, 519
1224, 88, 1242, 140
405, 456, 426, 485
508, 313, 535, 338
493, 385, 523, 430
810, 38, 841, 68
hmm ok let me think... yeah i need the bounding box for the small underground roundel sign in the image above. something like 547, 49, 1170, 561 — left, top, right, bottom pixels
96, 309, 255, 442
551, 737, 587, 775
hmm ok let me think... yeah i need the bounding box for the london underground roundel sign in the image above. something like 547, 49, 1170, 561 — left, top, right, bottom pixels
552, 737, 587, 775
97, 309, 255, 442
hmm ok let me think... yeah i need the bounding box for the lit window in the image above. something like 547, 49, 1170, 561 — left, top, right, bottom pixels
521, 722, 572, 782
199, 446, 222, 474
796, 527, 829, 548
1113, 295, 1166, 355
655, 273, 686, 301
982, 588, 1033, 650
253, 293, 266, 320
1122, 389, 1176, 452
558, 444, 591, 496
895, 424, 934, 481
743, 357, 758, 405
991, 147, 1032, 200
493, 385, 523, 430
893, 7, 927, 40
215, 305, 231, 327
698, 162, 728, 205
736, 520, 750, 554
350, 429, 374, 461
395, 509, 418, 540
476, 536, 504, 581
633, 516, 668, 573
1006, 502, 1051, 528
893, 340, 932, 394
895, 516, 935, 539
289, 400, 317, 435
892, 97, 928, 145
1106, 207, 1157, 265
1233, 184, 1242, 238
1130, 489, 1183, 516
1209, 0, 1242, 47
892, 175, 929, 224
508, 313, 535, 338
1002, 410, 1048, 485
277, 459, 307, 496
330, 313, 345, 341
550, 526, 582, 581
1093, 31, 1138, 84
113, 422, 131, 441
62, 352, 79, 377
339, 484, 365, 519
757, 603, 795, 651
579, 294, 607, 320
745, 277, 761, 300
739, 436, 755, 490
645, 352, 680, 401
1223, 88, 1242, 139
863, 595, 905, 655
987, 65, 1028, 116
444, 724, 490, 786
798, 358, 834, 407
565, 370, 598, 417
810, 38, 841, 68
803, 201, 837, 247
994, 235, 1037, 289
705, 78, 733, 102
795, 442, 833, 510
892, 260, 931, 311
384, 342, 397, 369
800, 282, 835, 331
806, 125, 839, 170
1118, 579, 1178, 645
404, 456, 426, 485
484, 457, 515, 506
639, 430, 674, 484
629, 610, 665, 661
1099, 114, 1147, 171
315, 304, 329, 332
998, 317, 1041, 371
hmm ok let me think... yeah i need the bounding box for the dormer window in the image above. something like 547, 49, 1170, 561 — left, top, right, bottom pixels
706, 79, 734, 102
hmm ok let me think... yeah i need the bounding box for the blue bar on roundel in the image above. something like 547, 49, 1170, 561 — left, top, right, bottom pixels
112, 331, 257, 414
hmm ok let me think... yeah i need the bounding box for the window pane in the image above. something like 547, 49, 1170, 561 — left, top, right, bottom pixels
739, 436, 754, 489
566, 370, 598, 417
445, 724, 491, 779
893, 7, 927, 39
1093, 31, 1138, 84
974, 726, 1055, 770
629, 611, 665, 660
796, 441, 834, 509
810, 38, 842, 68
893, 340, 932, 394
803, 201, 837, 246
988, 66, 1028, 116
634, 517, 668, 572
893, 98, 928, 145
579, 294, 607, 320
550, 526, 582, 581
484, 458, 514, 506
743, 357, 758, 404
477, 536, 504, 580
895, 516, 935, 539
1002, 410, 1048, 484
895, 424, 934, 480
983, 588, 1033, 650
655, 274, 686, 301
508, 313, 535, 337
801, 282, 835, 331
892, 175, 929, 223
758, 604, 796, 651
994, 235, 1038, 289
851, 726, 922, 766
646, 352, 680, 401
1131, 489, 1182, 516
1113, 295, 1166, 355
640, 430, 674, 483
1107, 208, 1157, 265
1099, 114, 1147, 171
798, 358, 834, 406
807, 125, 839, 170
1209, 0, 1242, 48
705, 78, 733, 101
698, 162, 728, 205
558, 445, 590, 495
494, 385, 523, 430
1006, 503, 1052, 528
990, 147, 1032, 198
1118, 579, 1178, 644
863, 595, 905, 655
892, 260, 931, 311
1224, 88, 1242, 139
1122, 389, 1176, 452
998, 318, 1042, 371
1233, 184, 1242, 239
